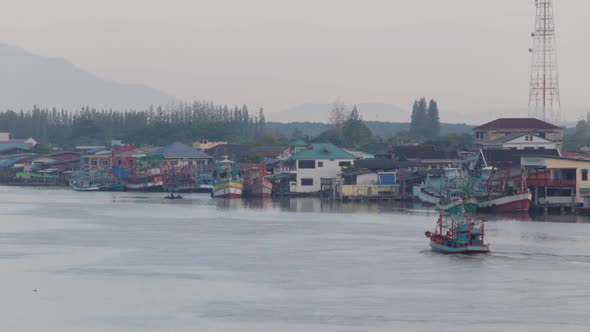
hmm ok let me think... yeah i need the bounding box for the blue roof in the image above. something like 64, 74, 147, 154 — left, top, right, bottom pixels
288, 143, 356, 160
0, 156, 24, 167
155, 142, 214, 159
0, 143, 30, 153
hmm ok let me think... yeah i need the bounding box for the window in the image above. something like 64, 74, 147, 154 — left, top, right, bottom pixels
317, 161, 323, 167
583, 170, 588, 181
475, 132, 484, 139
90, 160, 98, 166
298, 160, 315, 169
101, 160, 110, 166
339, 161, 351, 167
539, 132, 546, 138
525, 135, 534, 141
524, 147, 534, 150
301, 178, 313, 186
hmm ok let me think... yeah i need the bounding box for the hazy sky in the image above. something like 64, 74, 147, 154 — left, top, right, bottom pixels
1, 0, 589, 122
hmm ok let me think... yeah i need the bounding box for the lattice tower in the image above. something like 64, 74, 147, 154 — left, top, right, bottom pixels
528, 0, 561, 123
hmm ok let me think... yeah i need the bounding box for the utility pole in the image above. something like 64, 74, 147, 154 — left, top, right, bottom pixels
528, 0, 561, 124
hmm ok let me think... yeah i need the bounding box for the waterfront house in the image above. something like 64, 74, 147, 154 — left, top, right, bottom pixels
286, 143, 355, 193
479, 148, 560, 169
339, 169, 400, 200
522, 156, 590, 209
84, 151, 113, 170
155, 142, 214, 168
473, 118, 563, 151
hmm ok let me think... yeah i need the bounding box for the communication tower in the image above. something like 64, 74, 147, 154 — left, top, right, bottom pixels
528, 0, 561, 123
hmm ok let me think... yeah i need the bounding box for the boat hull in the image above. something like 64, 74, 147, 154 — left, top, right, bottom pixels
437, 198, 478, 214
430, 241, 490, 254
247, 179, 272, 198
71, 185, 100, 192
416, 188, 440, 205
477, 192, 532, 212
213, 181, 243, 198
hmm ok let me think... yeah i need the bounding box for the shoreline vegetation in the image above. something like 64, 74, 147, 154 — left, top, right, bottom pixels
0, 100, 474, 154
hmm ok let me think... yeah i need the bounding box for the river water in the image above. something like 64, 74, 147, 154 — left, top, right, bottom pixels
1, 187, 590, 331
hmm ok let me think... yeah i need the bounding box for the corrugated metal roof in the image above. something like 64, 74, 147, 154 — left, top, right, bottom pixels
288, 143, 355, 160
155, 142, 214, 159
0, 143, 31, 153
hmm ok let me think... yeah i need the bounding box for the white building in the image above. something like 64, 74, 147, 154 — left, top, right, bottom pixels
287, 143, 355, 193
474, 118, 563, 151
481, 132, 558, 150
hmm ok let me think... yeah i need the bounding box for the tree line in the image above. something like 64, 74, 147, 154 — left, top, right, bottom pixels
410, 97, 440, 139
0, 102, 266, 147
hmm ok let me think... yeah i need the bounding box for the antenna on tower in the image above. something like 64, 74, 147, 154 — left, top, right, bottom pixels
528, 0, 561, 124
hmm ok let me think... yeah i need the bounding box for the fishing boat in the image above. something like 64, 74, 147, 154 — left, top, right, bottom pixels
69, 167, 100, 191
425, 212, 490, 254
472, 166, 532, 212
248, 178, 272, 198
242, 164, 272, 198
415, 168, 478, 214
194, 168, 214, 192
212, 179, 244, 198
70, 182, 100, 191
212, 156, 243, 198
124, 170, 164, 192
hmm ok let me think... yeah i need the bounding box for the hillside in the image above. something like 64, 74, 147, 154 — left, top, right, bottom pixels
265, 121, 473, 139
0, 44, 176, 111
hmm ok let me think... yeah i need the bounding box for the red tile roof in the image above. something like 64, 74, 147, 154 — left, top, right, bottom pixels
474, 118, 561, 130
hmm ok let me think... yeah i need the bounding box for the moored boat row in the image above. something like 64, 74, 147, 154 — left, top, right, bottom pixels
415, 166, 532, 213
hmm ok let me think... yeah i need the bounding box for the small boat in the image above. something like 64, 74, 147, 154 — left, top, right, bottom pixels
164, 194, 183, 200
425, 212, 490, 254
71, 183, 100, 191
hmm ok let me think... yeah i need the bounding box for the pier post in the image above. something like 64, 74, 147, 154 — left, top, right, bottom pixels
544, 186, 548, 213
571, 188, 576, 215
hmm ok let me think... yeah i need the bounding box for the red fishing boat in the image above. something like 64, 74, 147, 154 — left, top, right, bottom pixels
242, 163, 272, 198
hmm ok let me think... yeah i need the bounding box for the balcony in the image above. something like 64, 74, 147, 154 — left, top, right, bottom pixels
527, 178, 576, 187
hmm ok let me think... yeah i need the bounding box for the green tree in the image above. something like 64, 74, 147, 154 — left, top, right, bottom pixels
426, 99, 440, 138
32, 143, 51, 154
343, 105, 372, 147
410, 98, 427, 139
563, 120, 589, 152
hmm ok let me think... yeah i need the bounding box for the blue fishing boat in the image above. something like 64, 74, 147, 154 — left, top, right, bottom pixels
425, 212, 490, 254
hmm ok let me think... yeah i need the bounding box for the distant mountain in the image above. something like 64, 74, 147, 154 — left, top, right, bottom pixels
267, 102, 409, 123
266, 121, 473, 139
0, 44, 177, 111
